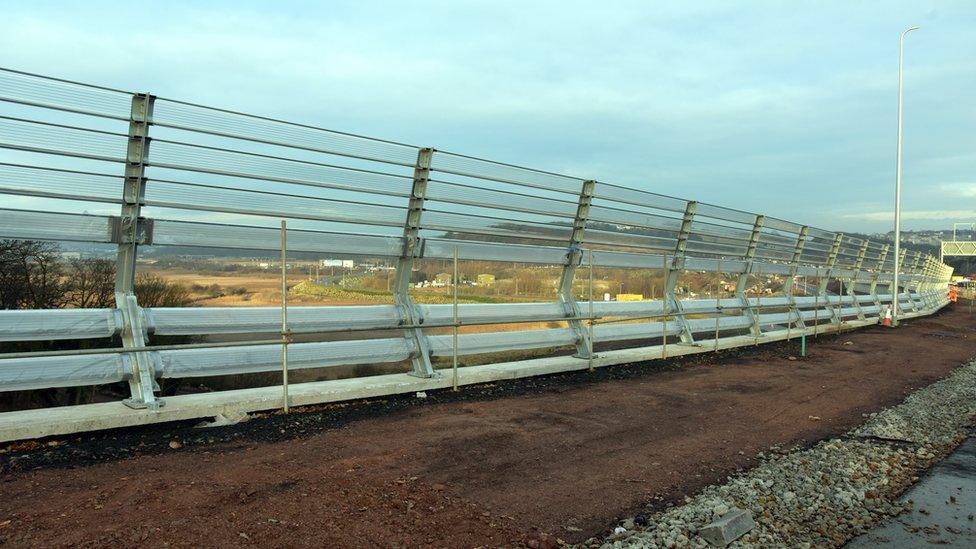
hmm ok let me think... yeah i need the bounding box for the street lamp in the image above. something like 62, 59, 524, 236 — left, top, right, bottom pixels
891, 25, 919, 327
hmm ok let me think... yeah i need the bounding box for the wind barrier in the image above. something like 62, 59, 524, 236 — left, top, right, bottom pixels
0, 67, 953, 437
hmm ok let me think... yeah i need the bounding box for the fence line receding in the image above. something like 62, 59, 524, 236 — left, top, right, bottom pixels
0, 67, 952, 440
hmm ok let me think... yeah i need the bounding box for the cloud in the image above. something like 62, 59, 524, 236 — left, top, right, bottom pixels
845, 210, 976, 222
0, 1, 973, 234
937, 183, 976, 197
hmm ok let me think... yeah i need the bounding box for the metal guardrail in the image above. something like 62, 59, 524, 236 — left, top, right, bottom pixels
0, 67, 953, 415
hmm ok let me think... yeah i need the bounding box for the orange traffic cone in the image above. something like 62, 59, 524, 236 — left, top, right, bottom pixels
881, 305, 892, 327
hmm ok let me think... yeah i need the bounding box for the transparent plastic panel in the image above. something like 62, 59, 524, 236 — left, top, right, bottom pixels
0, 68, 132, 120
0, 163, 122, 203
583, 227, 677, 251
592, 183, 689, 214
587, 205, 684, 232
147, 140, 413, 198
422, 210, 572, 243
753, 247, 795, 262
759, 228, 802, 248
424, 238, 568, 264
424, 180, 578, 219
144, 180, 406, 227
0, 117, 127, 161
142, 203, 405, 235
807, 226, 838, 241
432, 152, 584, 194
694, 202, 758, 226
591, 250, 670, 269
152, 98, 420, 166
685, 239, 749, 257
762, 216, 805, 234
689, 219, 755, 243
151, 219, 403, 256
0, 208, 113, 243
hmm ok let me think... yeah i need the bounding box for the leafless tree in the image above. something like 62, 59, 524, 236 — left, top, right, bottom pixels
63, 258, 116, 308
135, 273, 193, 307
0, 239, 64, 309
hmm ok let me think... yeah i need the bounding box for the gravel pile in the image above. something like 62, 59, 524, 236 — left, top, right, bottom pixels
855, 360, 976, 446
594, 359, 976, 548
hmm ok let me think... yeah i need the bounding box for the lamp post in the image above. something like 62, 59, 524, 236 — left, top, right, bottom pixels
892, 25, 919, 327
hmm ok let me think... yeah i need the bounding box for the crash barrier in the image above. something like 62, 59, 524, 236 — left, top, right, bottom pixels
0, 67, 952, 440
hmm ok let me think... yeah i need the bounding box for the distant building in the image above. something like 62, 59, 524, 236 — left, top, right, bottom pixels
476, 274, 496, 286
321, 259, 355, 269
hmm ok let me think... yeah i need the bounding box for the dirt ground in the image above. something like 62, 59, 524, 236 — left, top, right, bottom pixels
1, 303, 975, 548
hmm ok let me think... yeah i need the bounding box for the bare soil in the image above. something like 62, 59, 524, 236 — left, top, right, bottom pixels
1, 304, 975, 548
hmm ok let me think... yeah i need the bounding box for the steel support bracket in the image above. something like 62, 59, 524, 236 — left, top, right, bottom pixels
848, 240, 870, 321
666, 201, 699, 345
110, 216, 154, 245
115, 92, 161, 409
782, 226, 809, 330
736, 215, 765, 337
558, 180, 596, 359
395, 148, 438, 378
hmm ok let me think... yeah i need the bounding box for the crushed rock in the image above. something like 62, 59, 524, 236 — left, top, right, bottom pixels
594, 360, 976, 548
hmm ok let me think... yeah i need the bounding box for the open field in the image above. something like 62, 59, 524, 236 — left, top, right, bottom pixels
2, 302, 973, 547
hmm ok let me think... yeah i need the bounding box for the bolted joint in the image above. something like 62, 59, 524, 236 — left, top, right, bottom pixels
400, 235, 425, 259
110, 216, 154, 245
125, 136, 151, 163
129, 92, 155, 124
565, 245, 584, 267
121, 173, 147, 203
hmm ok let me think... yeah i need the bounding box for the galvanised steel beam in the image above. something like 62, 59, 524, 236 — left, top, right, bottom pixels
869, 243, 890, 312
908, 252, 923, 312
736, 214, 764, 337
818, 232, 844, 326
115, 92, 160, 410
395, 148, 437, 378
557, 179, 595, 358
665, 200, 698, 345
848, 240, 870, 320
782, 225, 809, 330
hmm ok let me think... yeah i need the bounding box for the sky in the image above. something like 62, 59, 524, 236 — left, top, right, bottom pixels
0, 0, 973, 233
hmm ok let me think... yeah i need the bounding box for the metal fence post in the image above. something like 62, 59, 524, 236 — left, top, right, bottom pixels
114, 92, 160, 410
849, 240, 869, 321
665, 201, 698, 345
869, 243, 889, 315
818, 233, 843, 327
909, 252, 924, 311
558, 179, 595, 358
782, 226, 809, 331
280, 220, 290, 413
736, 215, 764, 338
394, 148, 437, 378
892, 247, 908, 322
